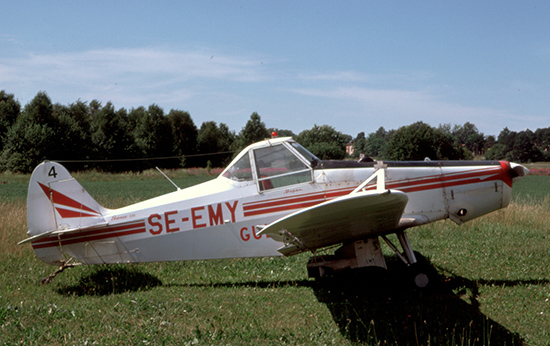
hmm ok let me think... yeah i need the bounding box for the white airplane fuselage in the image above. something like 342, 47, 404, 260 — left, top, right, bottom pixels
25, 138, 527, 268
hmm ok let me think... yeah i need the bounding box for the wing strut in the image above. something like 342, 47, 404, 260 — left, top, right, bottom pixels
351, 162, 387, 194
259, 162, 408, 256
381, 231, 418, 266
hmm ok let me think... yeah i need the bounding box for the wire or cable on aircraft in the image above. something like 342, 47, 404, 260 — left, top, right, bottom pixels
51, 150, 236, 163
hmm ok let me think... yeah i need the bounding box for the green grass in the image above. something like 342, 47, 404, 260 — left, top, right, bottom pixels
1, 171, 548, 345
510, 174, 550, 204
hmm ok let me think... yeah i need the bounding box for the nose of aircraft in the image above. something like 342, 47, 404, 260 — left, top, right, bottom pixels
510, 162, 529, 183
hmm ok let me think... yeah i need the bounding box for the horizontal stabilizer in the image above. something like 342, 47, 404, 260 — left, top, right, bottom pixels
17, 221, 109, 245
17, 231, 56, 245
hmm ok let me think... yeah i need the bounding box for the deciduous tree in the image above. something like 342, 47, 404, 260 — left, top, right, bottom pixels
0, 91, 21, 151
296, 124, 350, 160
167, 109, 198, 167
51, 101, 93, 170
386, 122, 464, 161
365, 127, 392, 159
90, 103, 138, 171
197, 121, 235, 167
235, 112, 269, 150
0, 92, 59, 172
130, 104, 174, 168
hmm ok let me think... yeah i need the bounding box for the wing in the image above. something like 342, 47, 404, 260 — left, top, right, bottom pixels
258, 189, 408, 256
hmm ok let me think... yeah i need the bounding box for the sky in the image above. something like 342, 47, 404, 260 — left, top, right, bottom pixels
1, 1, 549, 138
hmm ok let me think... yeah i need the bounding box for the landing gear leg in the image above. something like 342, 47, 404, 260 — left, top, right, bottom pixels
381, 231, 435, 289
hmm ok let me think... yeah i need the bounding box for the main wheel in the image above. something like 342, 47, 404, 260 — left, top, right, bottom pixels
407, 251, 439, 290
412, 271, 430, 288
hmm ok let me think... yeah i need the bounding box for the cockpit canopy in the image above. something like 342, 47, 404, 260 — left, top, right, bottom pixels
221, 138, 319, 192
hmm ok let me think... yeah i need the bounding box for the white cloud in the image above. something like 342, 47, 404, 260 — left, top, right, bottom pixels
0, 46, 541, 136
298, 71, 367, 82
0, 46, 270, 108
289, 86, 529, 135
4, 47, 269, 83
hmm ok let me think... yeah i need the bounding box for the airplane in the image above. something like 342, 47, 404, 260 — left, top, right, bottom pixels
19, 135, 529, 287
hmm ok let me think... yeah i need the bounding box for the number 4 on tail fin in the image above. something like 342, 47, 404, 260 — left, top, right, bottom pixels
48, 166, 58, 179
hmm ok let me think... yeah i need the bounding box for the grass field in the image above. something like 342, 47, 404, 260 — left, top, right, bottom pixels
1, 168, 549, 345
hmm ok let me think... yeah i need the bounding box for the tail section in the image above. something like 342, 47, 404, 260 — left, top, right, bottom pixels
22, 161, 109, 264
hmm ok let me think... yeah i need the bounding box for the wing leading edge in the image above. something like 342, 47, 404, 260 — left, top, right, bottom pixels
258, 189, 408, 256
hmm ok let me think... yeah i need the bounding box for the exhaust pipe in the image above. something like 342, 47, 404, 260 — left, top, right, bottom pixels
510, 163, 529, 184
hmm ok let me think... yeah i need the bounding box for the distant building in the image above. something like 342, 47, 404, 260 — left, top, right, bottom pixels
346, 142, 354, 156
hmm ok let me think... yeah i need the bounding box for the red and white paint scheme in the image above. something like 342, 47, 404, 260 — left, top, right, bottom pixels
21, 137, 528, 287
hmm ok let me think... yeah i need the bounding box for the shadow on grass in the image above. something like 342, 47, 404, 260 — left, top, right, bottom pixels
311, 257, 527, 345
57, 265, 162, 296
173, 262, 528, 344
174, 279, 313, 290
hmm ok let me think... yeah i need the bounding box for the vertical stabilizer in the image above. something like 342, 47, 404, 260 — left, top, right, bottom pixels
27, 162, 109, 238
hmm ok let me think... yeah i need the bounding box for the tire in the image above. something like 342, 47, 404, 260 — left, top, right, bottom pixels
408, 251, 439, 290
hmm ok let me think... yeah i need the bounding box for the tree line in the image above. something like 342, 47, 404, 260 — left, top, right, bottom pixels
0, 90, 347, 173
350, 121, 550, 163
1, 90, 548, 173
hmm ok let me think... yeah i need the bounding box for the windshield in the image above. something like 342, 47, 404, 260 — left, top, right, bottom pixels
254, 143, 312, 191
222, 153, 253, 181
220, 140, 315, 191
254, 145, 308, 177
290, 142, 320, 164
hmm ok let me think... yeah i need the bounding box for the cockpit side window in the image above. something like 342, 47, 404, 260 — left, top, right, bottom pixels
253, 144, 312, 191
222, 153, 253, 181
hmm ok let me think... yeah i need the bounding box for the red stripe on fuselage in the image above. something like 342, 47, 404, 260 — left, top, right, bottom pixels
243, 166, 504, 217
31, 221, 146, 249
242, 187, 352, 217
367, 167, 502, 193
